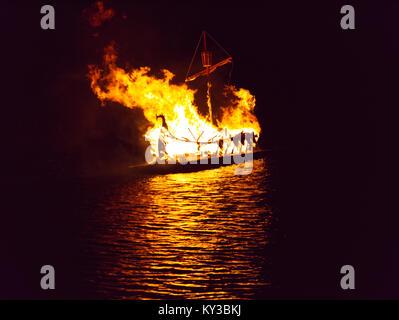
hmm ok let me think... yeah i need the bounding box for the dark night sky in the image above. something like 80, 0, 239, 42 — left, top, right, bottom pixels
1, 0, 397, 299
2, 1, 380, 173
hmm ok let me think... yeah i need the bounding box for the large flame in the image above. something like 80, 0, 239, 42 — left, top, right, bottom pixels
88, 43, 261, 161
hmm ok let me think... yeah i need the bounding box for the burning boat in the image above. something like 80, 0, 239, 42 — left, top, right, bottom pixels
147, 31, 259, 167
88, 31, 262, 172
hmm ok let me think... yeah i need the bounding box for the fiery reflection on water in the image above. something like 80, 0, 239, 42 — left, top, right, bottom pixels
81, 159, 272, 299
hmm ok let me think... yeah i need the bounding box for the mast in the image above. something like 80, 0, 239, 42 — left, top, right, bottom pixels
202, 31, 213, 124
185, 30, 233, 126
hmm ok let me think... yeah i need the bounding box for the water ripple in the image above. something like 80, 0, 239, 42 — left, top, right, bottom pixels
79, 159, 272, 299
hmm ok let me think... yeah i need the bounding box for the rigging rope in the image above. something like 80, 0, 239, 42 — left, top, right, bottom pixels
185, 30, 234, 83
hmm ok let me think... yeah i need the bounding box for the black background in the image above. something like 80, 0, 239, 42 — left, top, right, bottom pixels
0, 0, 394, 299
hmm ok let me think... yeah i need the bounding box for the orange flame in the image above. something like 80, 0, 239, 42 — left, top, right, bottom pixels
88, 43, 261, 160
218, 85, 261, 134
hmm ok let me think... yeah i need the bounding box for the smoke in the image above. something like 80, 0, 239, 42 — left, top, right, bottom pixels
83, 1, 115, 28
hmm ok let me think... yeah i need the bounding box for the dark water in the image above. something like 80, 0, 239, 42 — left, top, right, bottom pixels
76, 159, 273, 299
3, 150, 375, 299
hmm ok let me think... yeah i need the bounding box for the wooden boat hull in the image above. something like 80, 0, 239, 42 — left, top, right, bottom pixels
129, 149, 269, 175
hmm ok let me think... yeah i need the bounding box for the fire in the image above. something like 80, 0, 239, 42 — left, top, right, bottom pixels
88, 43, 261, 162
218, 86, 261, 134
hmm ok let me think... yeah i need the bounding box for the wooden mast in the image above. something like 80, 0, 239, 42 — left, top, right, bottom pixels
203, 31, 213, 125
185, 31, 233, 125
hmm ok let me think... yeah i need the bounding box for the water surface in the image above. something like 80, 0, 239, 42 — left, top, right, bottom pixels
78, 158, 273, 299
